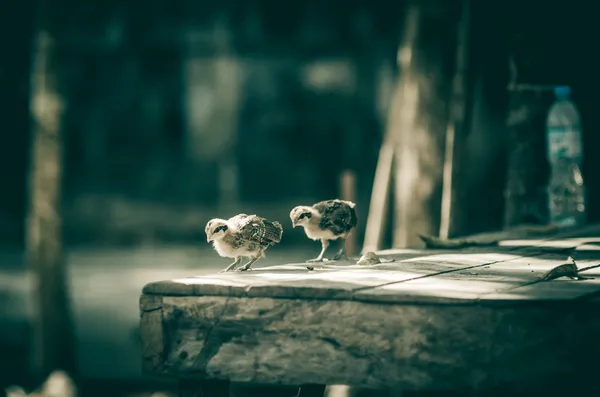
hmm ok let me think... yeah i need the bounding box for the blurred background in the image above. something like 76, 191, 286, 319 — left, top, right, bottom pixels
0, 0, 598, 395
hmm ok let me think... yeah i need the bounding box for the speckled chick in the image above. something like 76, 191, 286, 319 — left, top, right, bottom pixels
290, 199, 357, 262
206, 213, 283, 272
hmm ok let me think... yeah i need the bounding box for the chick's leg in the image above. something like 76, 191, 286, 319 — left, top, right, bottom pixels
237, 256, 260, 272
221, 257, 241, 272
307, 239, 329, 263
332, 237, 349, 261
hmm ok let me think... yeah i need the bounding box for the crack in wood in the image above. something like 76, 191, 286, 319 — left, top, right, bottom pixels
142, 306, 162, 313
485, 262, 600, 296
191, 294, 232, 376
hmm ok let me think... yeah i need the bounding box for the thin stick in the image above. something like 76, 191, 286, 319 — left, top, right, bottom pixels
340, 170, 357, 256
439, 0, 471, 239
391, 3, 421, 248
362, 143, 394, 253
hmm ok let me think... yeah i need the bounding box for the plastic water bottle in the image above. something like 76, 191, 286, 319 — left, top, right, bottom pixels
546, 85, 586, 227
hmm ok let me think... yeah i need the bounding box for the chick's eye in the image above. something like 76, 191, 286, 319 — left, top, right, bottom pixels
213, 225, 228, 233
299, 214, 305, 219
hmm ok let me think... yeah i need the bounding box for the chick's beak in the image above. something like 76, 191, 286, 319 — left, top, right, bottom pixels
207, 236, 212, 243
291, 220, 297, 228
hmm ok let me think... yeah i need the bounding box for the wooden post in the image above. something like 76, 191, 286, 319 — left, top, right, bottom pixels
362, 143, 394, 253
364, 0, 455, 250
340, 170, 357, 256
439, 0, 472, 239
362, 3, 420, 253
27, 2, 77, 380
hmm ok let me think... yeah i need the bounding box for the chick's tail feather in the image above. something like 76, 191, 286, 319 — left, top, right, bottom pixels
272, 221, 283, 242
263, 220, 283, 243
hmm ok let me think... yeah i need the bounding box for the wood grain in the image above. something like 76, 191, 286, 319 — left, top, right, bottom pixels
141, 251, 600, 304
143, 224, 600, 302
142, 294, 600, 391
141, 248, 516, 299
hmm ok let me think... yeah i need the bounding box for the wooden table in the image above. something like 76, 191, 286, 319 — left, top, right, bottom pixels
139, 224, 600, 397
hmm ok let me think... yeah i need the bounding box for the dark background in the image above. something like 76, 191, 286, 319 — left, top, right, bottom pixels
1, 1, 598, 248
0, 0, 599, 395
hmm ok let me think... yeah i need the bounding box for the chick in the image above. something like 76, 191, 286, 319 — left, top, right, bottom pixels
290, 199, 357, 262
205, 213, 283, 272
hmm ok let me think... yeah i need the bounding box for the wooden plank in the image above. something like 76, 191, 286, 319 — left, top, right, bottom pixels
481, 267, 600, 302
142, 225, 600, 302
358, 240, 600, 304
141, 294, 600, 392
379, 233, 600, 304
139, 226, 600, 393
143, 223, 596, 302
141, 248, 525, 300
353, 253, 570, 303
429, 224, 559, 245
139, 294, 165, 374
480, 245, 600, 301
142, 227, 600, 304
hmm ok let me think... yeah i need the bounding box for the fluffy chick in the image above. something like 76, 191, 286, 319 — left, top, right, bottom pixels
290, 199, 357, 262
205, 213, 283, 272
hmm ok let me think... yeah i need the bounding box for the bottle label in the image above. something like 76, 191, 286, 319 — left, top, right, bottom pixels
547, 126, 582, 161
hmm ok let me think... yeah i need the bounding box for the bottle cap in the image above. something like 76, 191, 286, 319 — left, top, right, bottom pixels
555, 85, 571, 98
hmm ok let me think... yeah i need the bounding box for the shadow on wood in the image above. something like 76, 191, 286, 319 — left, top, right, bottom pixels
229, 383, 299, 397
179, 379, 229, 397
299, 384, 327, 397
